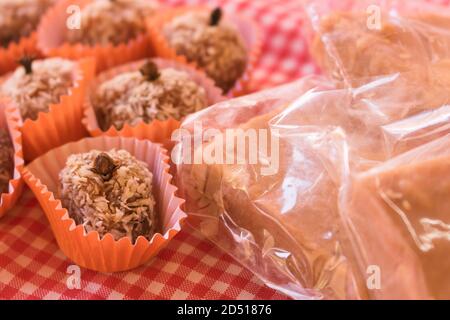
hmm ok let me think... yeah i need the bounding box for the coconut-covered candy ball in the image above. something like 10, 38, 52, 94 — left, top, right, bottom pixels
0, 129, 14, 195
163, 7, 248, 93
93, 60, 207, 131
1, 56, 74, 121
0, 0, 54, 48
59, 150, 157, 242
66, 0, 158, 46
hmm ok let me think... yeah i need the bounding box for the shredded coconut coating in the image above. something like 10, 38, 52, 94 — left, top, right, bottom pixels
94, 67, 207, 131
163, 11, 247, 93
59, 149, 157, 242
0, 129, 14, 195
66, 0, 158, 46
0, 0, 54, 47
1, 58, 74, 121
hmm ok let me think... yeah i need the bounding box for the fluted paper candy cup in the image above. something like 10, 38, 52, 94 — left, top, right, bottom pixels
0, 33, 42, 76
5, 57, 96, 162
22, 136, 186, 273
0, 99, 24, 218
147, 6, 262, 97
37, 0, 154, 73
83, 58, 225, 148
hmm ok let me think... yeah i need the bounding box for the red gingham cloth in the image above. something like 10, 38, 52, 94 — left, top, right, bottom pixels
1, 0, 448, 300
0, 190, 289, 299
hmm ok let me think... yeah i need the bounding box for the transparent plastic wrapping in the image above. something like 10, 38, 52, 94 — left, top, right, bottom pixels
174, 0, 450, 300
305, 0, 450, 153
304, 0, 450, 298
175, 71, 450, 299
307, 0, 450, 88
341, 133, 450, 300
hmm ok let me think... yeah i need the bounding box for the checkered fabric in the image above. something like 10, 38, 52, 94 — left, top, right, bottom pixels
0, 190, 289, 299
1, 0, 448, 300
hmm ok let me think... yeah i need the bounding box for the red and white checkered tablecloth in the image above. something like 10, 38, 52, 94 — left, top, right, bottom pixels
0, 190, 289, 299
1, 0, 448, 300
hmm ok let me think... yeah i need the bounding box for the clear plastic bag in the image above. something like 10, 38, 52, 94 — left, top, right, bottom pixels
174, 74, 450, 299
305, 0, 450, 299
174, 0, 450, 299
307, 0, 450, 85
175, 76, 361, 300
341, 133, 450, 299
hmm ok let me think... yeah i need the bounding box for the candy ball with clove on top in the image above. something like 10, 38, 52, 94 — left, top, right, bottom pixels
58, 149, 157, 242
66, 0, 158, 46
93, 60, 207, 131
163, 7, 248, 93
1, 56, 74, 121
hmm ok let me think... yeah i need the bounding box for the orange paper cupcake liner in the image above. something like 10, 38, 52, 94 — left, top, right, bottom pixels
5, 57, 96, 162
147, 6, 262, 97
0, 33, 43, 76
0, 98, 24, 218
22, 136, 186, 273
83, 58, 225, 148
37, 0, 154, 73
